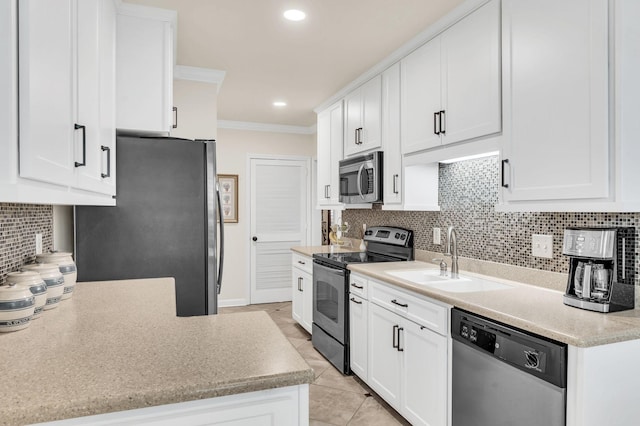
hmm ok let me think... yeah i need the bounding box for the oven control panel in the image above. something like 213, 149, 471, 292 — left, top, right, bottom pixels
364, 226, 413, 247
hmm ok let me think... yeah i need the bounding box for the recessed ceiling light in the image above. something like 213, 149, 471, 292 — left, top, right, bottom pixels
283, 9, 306, 21
273, 101, 287, 107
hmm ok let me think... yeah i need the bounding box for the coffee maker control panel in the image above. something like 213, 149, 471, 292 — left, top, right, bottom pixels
562, 228, 615, 259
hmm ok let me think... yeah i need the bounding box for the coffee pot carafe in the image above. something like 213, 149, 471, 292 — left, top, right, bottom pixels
562, 227, 635, 313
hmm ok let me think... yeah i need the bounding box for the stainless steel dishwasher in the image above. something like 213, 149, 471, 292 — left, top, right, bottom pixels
451, 309, 567, 426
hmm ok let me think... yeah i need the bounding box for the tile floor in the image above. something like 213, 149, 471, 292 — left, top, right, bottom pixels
220, 302, 410, 426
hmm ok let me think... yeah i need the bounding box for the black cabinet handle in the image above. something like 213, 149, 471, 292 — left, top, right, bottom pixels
433, 112, 440, 135
393, 174, 399, 194
392, 325, 399, 349
350, 297, 362, 305
351, 283, 363, 289
501, 159, 510, 188
354, 128, 359, 145
74, 124, 86, 167
398, 327, 404, 352
172, 106, 178, 129
298, 260, 306, 265
101, 146, 111, 178
391, 299, 408, 308
440, 110, 446, 135
298, 277, 303, 292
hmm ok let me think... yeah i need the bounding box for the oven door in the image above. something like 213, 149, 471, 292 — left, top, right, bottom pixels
313, 261, 347, 343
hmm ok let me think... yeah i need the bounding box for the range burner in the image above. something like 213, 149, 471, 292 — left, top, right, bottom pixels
312, 251, 399, 268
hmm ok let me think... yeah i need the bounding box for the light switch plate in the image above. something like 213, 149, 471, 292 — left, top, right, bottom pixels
433, 228, 441, 245
532, 234, 553, 258
35, 233, 43, 255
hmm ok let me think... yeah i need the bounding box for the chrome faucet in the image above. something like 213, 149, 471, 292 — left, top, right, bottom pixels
445, 226, 459, 279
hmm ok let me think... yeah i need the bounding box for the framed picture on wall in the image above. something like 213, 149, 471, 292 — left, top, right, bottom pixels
218, 174, 238, 223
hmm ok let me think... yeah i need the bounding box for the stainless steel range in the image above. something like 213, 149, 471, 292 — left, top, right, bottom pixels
311, 226, 414, 374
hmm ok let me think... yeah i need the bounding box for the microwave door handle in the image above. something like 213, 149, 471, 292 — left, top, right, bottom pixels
357, 163, 365, 200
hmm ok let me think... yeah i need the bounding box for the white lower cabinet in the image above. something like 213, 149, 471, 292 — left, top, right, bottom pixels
291, 253, 313, 334
349, 285, 369, 381
352, 275, 450, 426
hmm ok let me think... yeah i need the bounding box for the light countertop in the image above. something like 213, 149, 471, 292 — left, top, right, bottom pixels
348, 261, 640, 348
0, 278, 313, 426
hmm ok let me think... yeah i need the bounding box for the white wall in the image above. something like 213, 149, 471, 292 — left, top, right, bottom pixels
53, 205, 74, 252
216, 128, 316, 306
171, 79, 218, 139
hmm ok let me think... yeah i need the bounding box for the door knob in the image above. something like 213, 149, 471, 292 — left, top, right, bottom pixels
252, 236, 258, 241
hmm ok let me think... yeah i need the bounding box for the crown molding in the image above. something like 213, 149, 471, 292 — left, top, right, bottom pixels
313, 0, 490, 113
218, 120, 316, 135
174, 65, 226, 93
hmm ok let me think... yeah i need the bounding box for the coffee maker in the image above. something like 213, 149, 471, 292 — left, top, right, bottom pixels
562, 227, 636, 313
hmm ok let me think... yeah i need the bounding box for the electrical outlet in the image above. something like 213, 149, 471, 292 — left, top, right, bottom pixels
433, 228, 441, 245
35, 233, 43, 255
532, 234, 553, 258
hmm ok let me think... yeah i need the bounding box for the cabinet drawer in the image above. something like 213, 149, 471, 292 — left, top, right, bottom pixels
370, 280, 448, 336
291, 253, 312, 274
349, 274, 368, 299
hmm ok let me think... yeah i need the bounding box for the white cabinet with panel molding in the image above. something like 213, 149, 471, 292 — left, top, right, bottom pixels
498, 0, 640, 212
349, 274, 369, 380
401, 0, 501, 155
1, 0, 116, 204
316, 101, 343, 208
366, 279, 450, 426
291, 253, 313, 334
116, 3, 176, 134
381, 63, 403, 207
343, 75, 382, 158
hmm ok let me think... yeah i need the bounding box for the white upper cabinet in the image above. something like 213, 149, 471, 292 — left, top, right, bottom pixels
382, 63, 402, 207
18, 0, 76, 188
401, 0, 501, 155
317, 100, 343, 207
116, 4, 175, 134
344, 75, 382, 157
17, 0, 116, 199
499, 0, 610, 205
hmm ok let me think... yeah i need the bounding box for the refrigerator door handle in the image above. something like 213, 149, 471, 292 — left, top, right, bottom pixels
216, 187, 225, 294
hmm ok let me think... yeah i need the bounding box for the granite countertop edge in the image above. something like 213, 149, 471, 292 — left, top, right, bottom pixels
291, 247, 640, 348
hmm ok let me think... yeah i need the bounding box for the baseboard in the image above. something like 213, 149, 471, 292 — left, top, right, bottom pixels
218, 298, 249, 308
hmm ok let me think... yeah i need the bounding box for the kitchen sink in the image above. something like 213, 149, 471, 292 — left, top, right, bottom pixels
385, 269, 513, 293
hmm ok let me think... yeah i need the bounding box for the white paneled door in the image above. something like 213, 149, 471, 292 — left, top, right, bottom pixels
250, 157, 310, 304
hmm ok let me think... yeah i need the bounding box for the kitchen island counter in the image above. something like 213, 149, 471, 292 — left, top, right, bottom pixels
0, 278, 313, 425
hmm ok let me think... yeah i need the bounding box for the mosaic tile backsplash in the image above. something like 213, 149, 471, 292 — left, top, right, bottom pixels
343, 156, 640, 282
0, 203, 53, 283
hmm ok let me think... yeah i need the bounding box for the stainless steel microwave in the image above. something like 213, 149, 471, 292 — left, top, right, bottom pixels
338, 151, 383, 204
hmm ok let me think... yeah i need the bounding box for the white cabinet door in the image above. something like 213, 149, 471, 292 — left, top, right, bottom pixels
501, 0, 609, 202
116, 7, 174, 134
360, 75, 382, 152
292, 269, 304, 327
349, 293, 368, 380
301, 269, 313, 333
316, 101, 343, 207
382, 63, 402, 206
18, 0, 75, 187
344, 75, 382, 157
401, 319, 448, 426
368, 303, 402, 410
400, 38, 441, 155
75, 0, 116, 195
441, 0, 501, 146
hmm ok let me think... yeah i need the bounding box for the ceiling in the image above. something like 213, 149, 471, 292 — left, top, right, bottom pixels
124, 0, 464, 128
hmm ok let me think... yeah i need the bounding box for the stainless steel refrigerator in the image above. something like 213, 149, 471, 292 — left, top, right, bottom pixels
75, 135, 224, 316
